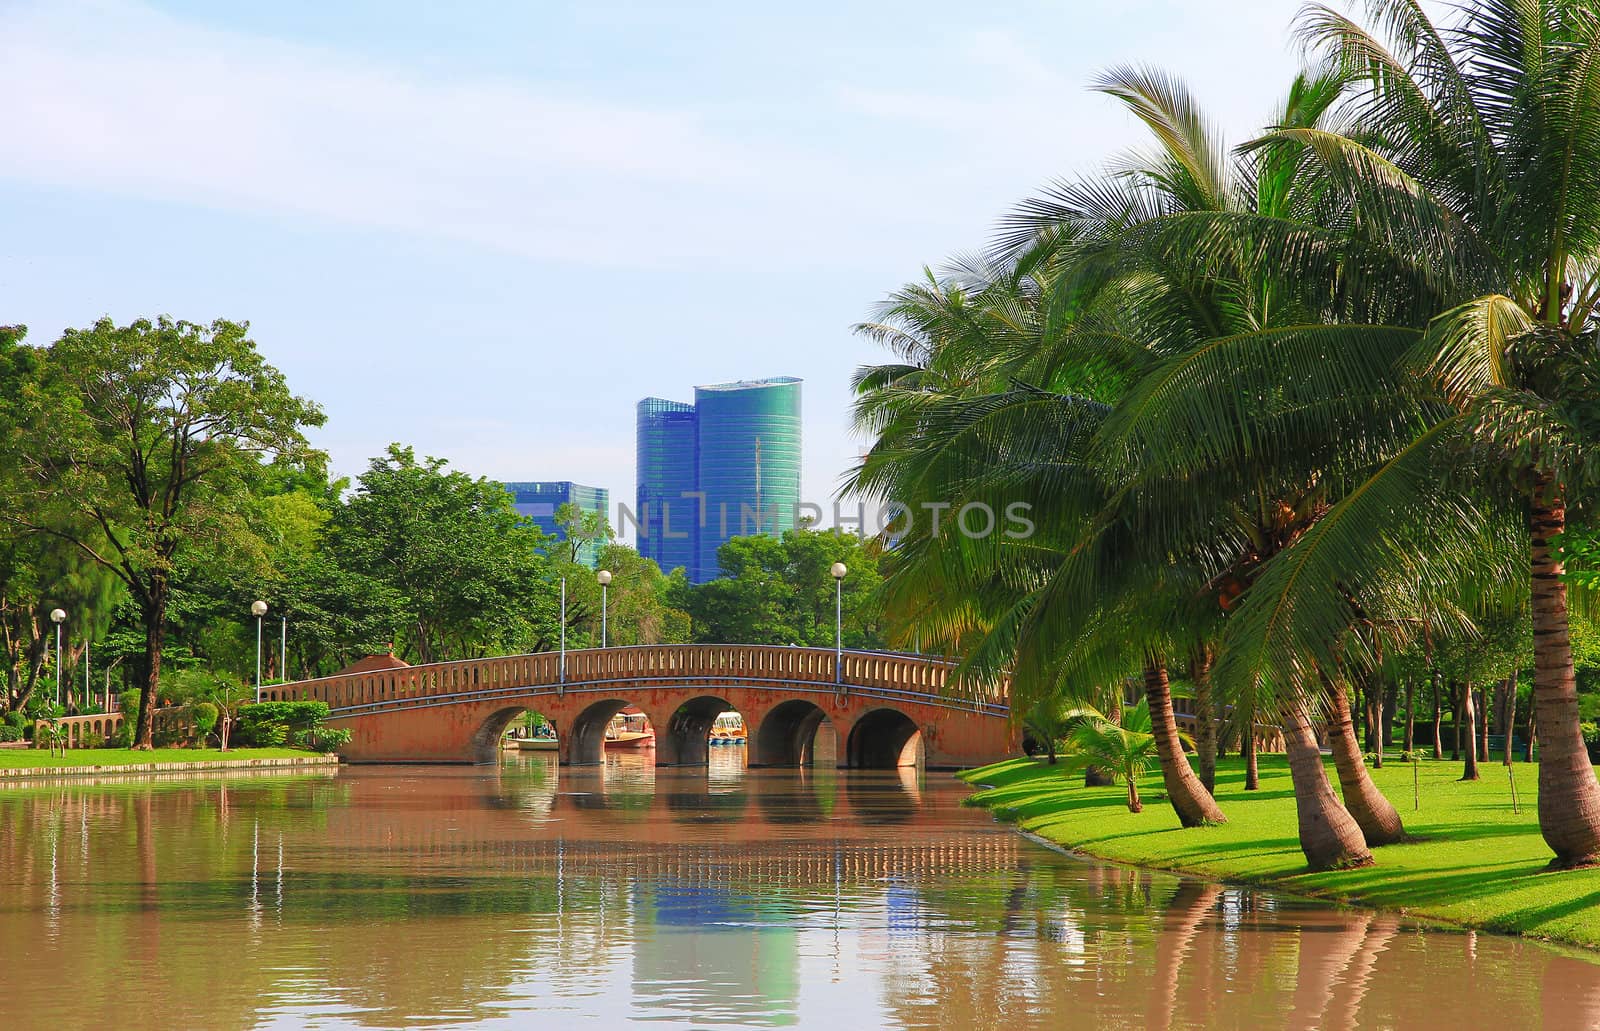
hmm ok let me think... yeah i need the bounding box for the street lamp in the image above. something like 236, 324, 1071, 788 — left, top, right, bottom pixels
830, 562, 847, 684
597, 570, 612, 648
49, 608, 66, 708
251, 600, 268, 703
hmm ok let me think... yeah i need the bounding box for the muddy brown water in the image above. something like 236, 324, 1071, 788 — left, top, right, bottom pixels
2, 749, 1598, 1029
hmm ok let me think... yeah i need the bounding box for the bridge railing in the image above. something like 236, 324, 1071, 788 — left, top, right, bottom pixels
265, 644, 1009, 712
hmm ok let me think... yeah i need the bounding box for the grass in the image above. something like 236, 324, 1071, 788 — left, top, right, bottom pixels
960, 752, 1600, 951
0, 747, 324, 770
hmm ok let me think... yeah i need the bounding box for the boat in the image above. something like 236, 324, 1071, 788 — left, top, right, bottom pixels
605, 706, 656, 749
509, 737, 558, 751
709, 711, 747, 746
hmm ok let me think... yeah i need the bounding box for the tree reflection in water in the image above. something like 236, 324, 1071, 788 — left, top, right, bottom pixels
0, 759, 1597, 1028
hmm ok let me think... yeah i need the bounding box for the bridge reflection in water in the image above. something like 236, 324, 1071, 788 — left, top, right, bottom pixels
2, 753, 1599, 1029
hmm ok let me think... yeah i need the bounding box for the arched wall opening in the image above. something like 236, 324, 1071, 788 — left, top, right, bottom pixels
567, 699, 638, 766
659, 695, 740, 767
751, 699, 833, 768
846, 707, 923, 769
471, 705, 561, 764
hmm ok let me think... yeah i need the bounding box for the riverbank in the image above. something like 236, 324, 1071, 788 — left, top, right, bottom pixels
961, 753, 1600, 951
0, 748, 338, 780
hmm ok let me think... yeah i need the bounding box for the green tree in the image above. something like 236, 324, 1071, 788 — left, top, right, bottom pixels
676, 529, 884, 647
12, 318, 322, 749
328, 446, 559, 662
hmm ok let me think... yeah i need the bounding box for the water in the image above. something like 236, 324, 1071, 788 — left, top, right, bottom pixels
2, 750, 1599, 1029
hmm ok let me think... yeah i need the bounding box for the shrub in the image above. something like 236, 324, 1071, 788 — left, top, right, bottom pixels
108, 723, 132, 748
234, 701, 330, 748
187, 701, 219, 743
1582, 722, 1600, 764
298, 726, 351, 753
79, 730, 105, 749
0, 725, 22, 743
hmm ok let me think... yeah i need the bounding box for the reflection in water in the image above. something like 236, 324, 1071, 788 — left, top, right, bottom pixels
1, 757, 1598, 1029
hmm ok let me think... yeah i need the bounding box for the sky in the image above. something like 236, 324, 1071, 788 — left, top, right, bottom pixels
0, 0, 1307, 536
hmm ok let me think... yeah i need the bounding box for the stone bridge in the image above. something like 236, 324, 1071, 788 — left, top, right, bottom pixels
265, 645, 1018, 769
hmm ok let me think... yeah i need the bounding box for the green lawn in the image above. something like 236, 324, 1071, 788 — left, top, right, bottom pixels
961, 752, 1600, 950
0, 747, 324, 770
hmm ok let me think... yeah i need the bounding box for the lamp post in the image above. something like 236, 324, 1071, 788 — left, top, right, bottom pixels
49, 608, 66, 708
830, 562, 847, 685
251, 600, 268, 703
559, 577, 568, 688
280, 615, 288, 683
597, 570, 612, 648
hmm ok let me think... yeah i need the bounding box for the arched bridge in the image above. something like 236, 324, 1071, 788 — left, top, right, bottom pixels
266, 645, 1018, 769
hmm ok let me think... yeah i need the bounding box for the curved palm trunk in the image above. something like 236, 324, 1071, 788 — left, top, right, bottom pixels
1529, 480, 1600, 867
1283, 702, 1373, 871
1144, 663, 1226, 826
1192, 649, 1218, 793
1503, 679, 1516, 767
1325, 678, 1406, 845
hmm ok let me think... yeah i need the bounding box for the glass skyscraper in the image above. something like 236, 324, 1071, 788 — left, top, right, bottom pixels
636, 377, 801, 583
503, 480, 611, 567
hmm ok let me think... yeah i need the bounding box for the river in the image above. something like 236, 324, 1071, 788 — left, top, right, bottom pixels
2, 750, 1598, 1029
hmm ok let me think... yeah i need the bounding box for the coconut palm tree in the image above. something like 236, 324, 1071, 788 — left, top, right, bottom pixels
1211, 0, 1600, 867
1065, 697, 1166, 813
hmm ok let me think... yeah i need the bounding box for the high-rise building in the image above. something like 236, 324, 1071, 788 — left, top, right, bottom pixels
636, 398, 700, 578
635, 377, 802, 583
503, 480, 611, 567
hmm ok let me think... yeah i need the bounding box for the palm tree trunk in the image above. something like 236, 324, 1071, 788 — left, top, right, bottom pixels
1478, 687, 1489, 763
1192, 649, 1218, 794
1283, 702, 1372, 871
1450, 679, 1461, 761
1460, 679, 1480, 782
1431, 670, 1443, 759
1368, 690, 1384, 768
1126, 776, 1143, 813
1143, 662, 1225, 826
1528, 478, 1600, 867
1324, 677, 1405, 845
1242, 705, 1260, 791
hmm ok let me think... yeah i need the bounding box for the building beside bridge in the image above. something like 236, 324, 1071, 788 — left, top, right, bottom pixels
635, 376, 802, 583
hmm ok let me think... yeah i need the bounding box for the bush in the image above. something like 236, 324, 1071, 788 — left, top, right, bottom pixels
298, 726, 351, 753
108, 723, 132, 748
187, 701, 219, 743
1582, 722, 1600, 764
234, 701, 330, 748
80, 730, 105, 749
0, 725, 22, 743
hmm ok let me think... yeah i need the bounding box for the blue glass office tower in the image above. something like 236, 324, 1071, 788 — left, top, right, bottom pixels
636, 398, 700, 578
503, 481, 610, 567
636, 377, 802, 583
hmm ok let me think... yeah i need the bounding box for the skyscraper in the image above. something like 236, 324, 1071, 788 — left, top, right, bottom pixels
635, 377, 802, 583
503, 480, 611, 567
635, 398, 699, 579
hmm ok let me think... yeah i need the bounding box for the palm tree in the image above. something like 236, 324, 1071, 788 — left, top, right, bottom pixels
1066, 697, 1166, 813
1215, 0, 1600, 867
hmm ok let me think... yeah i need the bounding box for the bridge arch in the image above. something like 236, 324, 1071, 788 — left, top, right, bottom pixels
566, 699, 640, 766
751, 699, 832, 768
847, 707, 922, 769
656, 694, 740, 768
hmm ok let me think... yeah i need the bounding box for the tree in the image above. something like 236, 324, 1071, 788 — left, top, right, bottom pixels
676, 529, 885, 647
12, 318, 322, 749
552, 503, 613, 566
1063, 698, 1165, 814
321, 446, 585, 664
1219, 0, 1600, 868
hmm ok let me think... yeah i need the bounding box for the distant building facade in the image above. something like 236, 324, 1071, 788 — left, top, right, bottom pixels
635, 377, 802, 583
504, 480, 610, 567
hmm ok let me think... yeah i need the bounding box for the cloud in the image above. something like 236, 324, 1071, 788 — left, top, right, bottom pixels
0, 0, 841, 265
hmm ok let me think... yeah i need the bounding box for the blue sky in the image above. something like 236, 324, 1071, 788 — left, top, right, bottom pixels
0, 0, 1306, 533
